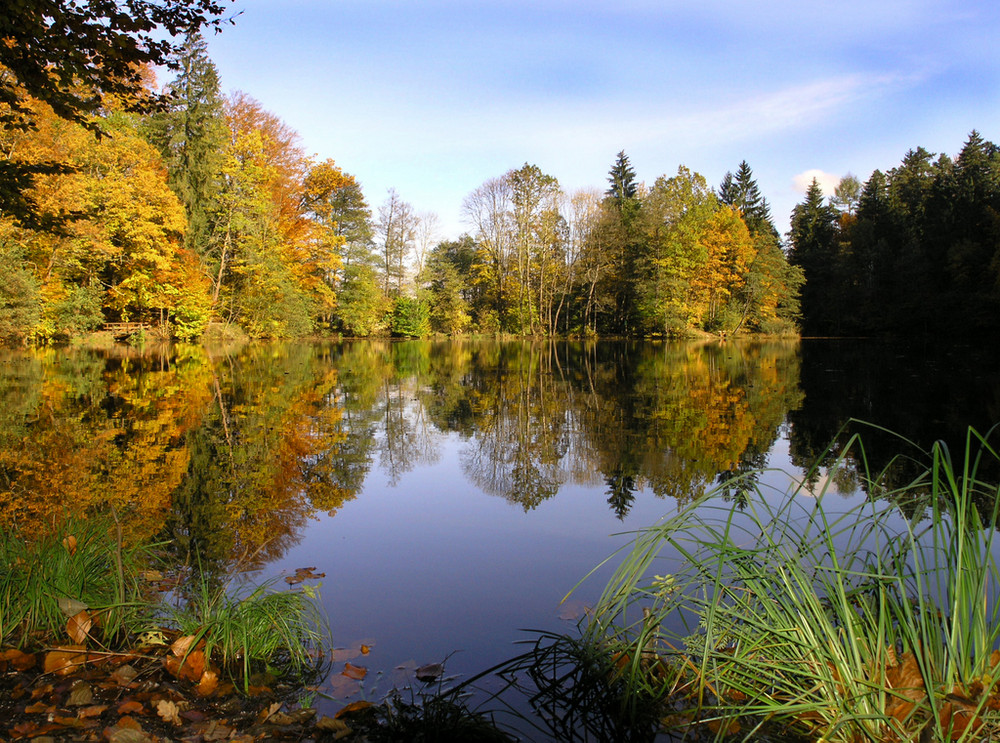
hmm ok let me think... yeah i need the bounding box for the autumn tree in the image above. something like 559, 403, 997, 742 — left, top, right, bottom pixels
0, 0, 234, 228
422, 237, 475, 335
638, 166, 717, 334
718, 161, 802, 333
210, 93, 317, 336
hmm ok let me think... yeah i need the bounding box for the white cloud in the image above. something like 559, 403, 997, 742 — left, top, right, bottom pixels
792, 169, 841, 196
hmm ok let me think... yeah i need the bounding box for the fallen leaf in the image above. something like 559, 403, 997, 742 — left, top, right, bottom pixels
164, 649, 206, 682
104, 717, 150, 743
30, 683, 54, 699
360, 644, 371, 655
256, 701, 282, 724
284, 566, 327, 585
558, 599, 589, 621
342, 662, 367, 680
195, 669, 219, 697
1, 648, 36, 671
268, 709, 316, 726
316, 716, 353, 739
115, 716, 144, 731
117, 700, 144, 715
415, 662, 444, 682
23, 701, 52, 714
327, 674, 360, 700
156, 699, 182, 726
80, 704, 108, 718
10, 721, 39, 738
57, 596, 88, 618
111, 665, 138, 685
63, 535, 78, 555
67, 610, 93, 644
200, 720, 234, 741
170, 635, 198, 657
707, 717, 741, 736
331, 647, 360, 663
66, 680, 93, 706
52, 714, 95, 728
43, 646, 87, 675
334, 700, 374, 718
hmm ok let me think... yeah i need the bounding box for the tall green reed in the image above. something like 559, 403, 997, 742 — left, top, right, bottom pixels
584, 424, 1000, 742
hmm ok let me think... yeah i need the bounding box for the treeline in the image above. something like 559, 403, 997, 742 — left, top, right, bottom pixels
0, 32, 804, 343
787, 131, 1000, 336
3, 21, 994, 343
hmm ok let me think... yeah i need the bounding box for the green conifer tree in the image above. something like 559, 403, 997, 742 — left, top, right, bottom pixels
146, 32, 228, 255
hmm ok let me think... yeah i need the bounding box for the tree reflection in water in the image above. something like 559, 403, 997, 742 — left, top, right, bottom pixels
0, 339, 804, 571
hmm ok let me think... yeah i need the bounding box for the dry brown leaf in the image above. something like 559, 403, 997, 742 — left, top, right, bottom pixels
327, 674, 360, 699
117, 700, 144, 715
10, 722, 39, 738
1, 648, 36, 671
116, 715, 144, 731
170, 634, 198, 657
707, 717, 741, 736
331, 647, 360, 663
342, 662, 367, 680
316, 716, 352, 739
334, 700, 374, 718
63, 535, 78, 555
256, 701, 282, 724
156, 699, 182, 726
66, 680, 93, 706
66, 610, 93, 644
195, 669, 219, 697
360, 644, 371, 655
200, 721, 234, 741
163, 649, 207, 682
43, 646, 87, 675
415, 662, 444, 682
111, 664, 138, 685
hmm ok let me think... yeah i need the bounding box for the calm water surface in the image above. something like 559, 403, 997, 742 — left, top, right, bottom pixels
3, 338, 999, 727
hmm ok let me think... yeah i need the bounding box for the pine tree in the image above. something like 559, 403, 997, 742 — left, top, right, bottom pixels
602, 151, 643, 333
146, 32, 228, 255
718, 160, 776, 238
788, 179, 838, 332
606, 150, 638, 203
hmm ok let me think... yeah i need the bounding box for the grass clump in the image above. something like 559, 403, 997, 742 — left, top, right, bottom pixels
584, 424, 1000, 742
166, 574, 329, 689
0, 515, 153, 648
0, 512, 330, 697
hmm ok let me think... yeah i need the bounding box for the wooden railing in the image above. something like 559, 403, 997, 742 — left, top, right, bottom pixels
103, 322, 150, 336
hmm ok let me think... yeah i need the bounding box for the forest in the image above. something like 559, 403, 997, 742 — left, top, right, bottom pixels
1, 27, 997, 343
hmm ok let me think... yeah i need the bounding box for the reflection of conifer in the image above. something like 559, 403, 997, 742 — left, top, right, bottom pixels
605, 467, 637, 520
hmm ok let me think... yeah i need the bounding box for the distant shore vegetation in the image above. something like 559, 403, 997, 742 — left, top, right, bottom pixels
2, 34, 998, 345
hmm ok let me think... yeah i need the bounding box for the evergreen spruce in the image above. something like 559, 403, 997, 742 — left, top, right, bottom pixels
146, 32, 228, 255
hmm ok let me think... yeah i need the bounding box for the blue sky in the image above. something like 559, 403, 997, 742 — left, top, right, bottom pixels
203, 0, 1000, 239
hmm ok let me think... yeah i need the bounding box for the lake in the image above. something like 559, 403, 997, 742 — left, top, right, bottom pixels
2, 337, 999, 733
